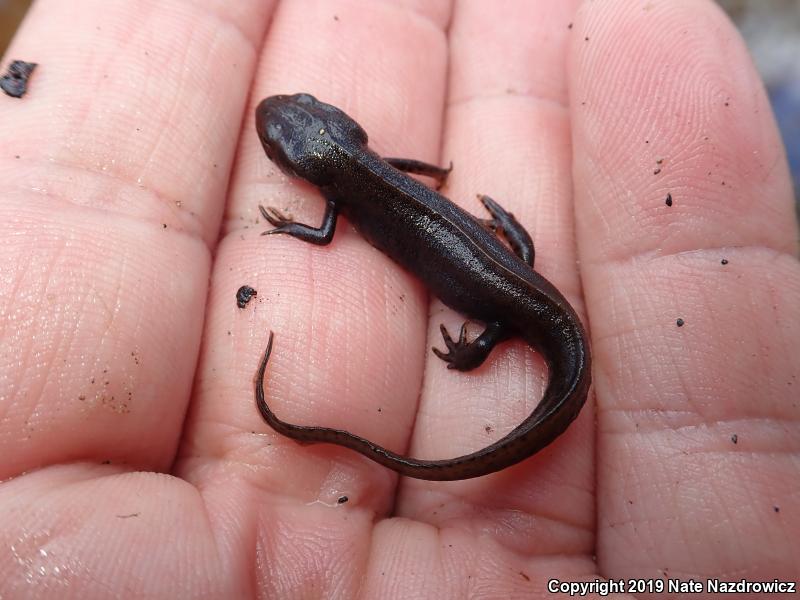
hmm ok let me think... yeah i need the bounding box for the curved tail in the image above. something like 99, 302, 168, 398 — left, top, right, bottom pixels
254, 316, 590, 481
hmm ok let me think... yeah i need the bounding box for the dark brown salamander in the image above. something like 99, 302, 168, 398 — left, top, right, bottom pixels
254, 93, 591, 481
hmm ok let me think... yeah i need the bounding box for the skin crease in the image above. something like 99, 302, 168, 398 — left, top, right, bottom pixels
0, 0, 797, 599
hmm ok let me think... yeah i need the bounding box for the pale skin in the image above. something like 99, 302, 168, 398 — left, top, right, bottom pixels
0, 0, 798, 598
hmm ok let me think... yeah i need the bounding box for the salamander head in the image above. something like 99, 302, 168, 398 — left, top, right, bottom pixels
255, 93, 367, 186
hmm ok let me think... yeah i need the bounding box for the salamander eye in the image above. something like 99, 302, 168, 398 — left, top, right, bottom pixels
350, 122, 367, 145
295, 93, 315, 105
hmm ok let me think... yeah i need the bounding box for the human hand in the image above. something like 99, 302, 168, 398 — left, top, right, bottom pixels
1, 0, 797, 597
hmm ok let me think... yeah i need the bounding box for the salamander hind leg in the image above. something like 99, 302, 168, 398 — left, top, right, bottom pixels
432, 321, 508, 371
478, 195, 535, 266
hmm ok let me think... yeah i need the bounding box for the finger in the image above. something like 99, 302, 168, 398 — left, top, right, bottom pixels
0, 0, 265, 594
0, 1, 257, 477
180, 0, 449, 529
179, 4, 451, 597
397, 0, 593, 544
570, 0, 799, 580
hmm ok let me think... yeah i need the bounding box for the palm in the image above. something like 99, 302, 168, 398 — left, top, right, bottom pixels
1, 1, 797, 597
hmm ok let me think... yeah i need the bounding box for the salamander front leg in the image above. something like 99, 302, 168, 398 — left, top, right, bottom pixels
260, 199, 338, 245
433, 321, 509, 371
477, 195, 535, 267
384, 157, 452, 189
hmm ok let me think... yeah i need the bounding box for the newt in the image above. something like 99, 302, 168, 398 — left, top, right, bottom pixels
254, 93, 590, 481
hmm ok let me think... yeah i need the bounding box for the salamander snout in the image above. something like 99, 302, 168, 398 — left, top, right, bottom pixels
255, 94, 330, 183
255, 93, 367, 185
